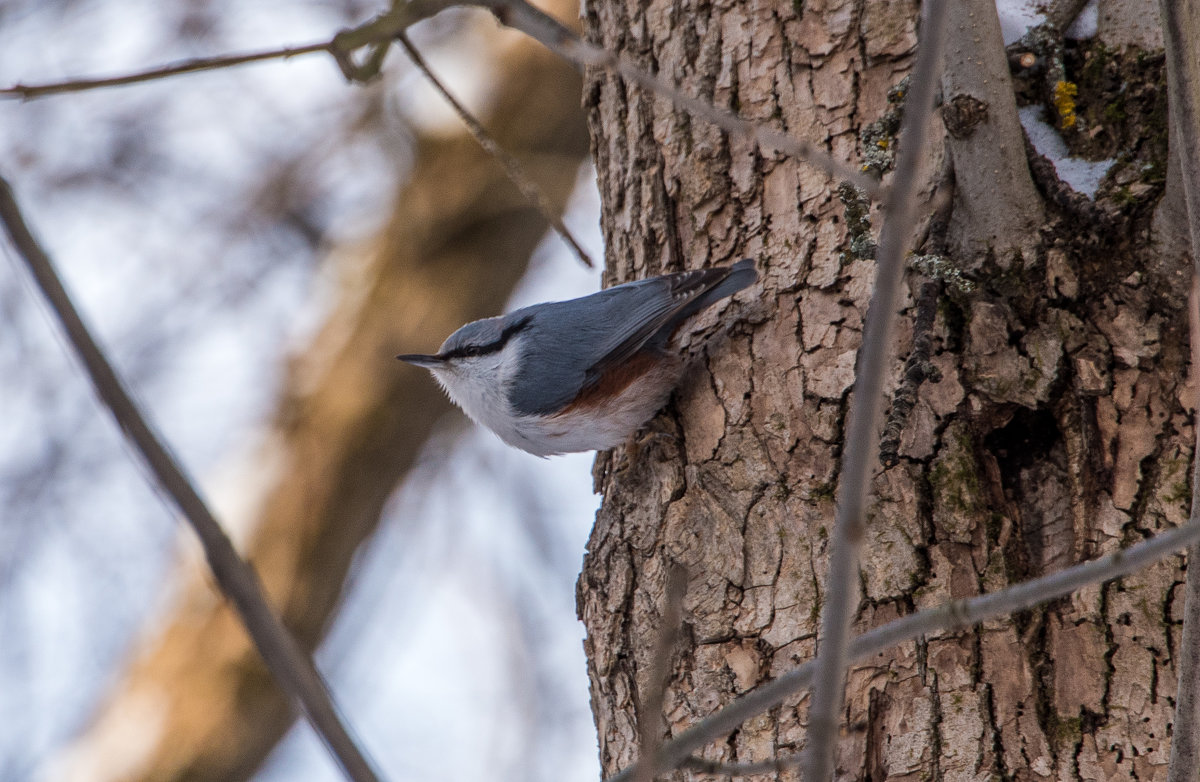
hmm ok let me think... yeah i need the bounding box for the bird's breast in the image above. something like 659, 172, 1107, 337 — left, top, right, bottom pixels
513, 351, 684, 455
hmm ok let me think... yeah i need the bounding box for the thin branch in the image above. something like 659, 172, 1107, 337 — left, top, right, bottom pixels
1171, 276, 1200, 782
478, 0, 883, 198
0, 42, 332, 99
0, 174, 381, 782
633, 564, 688, 782
1158, 2, 1200, 252
0, 0, 461, 98
608, 513, 1200, 782
801, 0, 948, 778
1162, 1, 1200, 777
396, 32, 594, 268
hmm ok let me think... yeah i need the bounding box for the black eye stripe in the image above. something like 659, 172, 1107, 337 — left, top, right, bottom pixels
441, 315, 532, 360
442, 342, 498, 359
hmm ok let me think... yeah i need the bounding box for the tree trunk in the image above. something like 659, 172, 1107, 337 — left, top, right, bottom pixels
578, 0, 1190, 779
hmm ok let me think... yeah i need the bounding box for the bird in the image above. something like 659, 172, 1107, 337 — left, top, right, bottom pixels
397, 258, 758, 456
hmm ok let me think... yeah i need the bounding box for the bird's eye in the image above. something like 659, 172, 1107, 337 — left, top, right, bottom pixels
444, 316, 529, 360
447, 343, 492, 359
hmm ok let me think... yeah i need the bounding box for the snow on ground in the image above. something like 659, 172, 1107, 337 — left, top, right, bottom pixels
996, 0, 1046, 45
1067, 0, 1100, 39
1019, 105, 1115, 198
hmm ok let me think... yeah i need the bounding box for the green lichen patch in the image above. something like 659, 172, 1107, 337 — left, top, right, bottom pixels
858, 76, 909, 177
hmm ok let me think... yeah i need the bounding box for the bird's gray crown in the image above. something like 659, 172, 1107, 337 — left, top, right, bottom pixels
438, 314, 528, 360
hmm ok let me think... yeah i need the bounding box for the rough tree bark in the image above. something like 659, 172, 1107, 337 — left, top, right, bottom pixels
59, 4, 588, 779
578, 0, 1192, 779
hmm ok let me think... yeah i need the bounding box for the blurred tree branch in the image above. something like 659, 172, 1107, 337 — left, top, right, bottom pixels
0, 173, 381, 782
1160, 2, 1200, 779
56, 0, 589, 778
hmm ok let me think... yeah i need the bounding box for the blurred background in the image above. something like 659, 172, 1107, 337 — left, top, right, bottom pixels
0, 0, 602, 779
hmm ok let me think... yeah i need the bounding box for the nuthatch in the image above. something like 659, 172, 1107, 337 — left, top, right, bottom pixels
397, 259, 757, 456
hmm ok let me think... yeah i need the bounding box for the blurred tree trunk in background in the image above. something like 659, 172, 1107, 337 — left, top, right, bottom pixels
578, 0, 1194, 778
60, 2, 588, 779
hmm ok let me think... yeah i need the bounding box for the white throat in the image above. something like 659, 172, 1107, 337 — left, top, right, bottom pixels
429, 339, 529, 448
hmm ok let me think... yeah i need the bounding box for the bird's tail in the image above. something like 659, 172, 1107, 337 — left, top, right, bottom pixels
676, 258, 758, 320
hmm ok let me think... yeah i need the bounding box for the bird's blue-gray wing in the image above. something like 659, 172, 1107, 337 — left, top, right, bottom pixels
507, 260, 756, 416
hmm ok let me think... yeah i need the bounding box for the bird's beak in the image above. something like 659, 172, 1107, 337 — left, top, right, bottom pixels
396, 353, 445, 368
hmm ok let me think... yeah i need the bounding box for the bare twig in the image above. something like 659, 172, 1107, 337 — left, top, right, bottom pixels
396, 32, 594, 268
608, 513, 1200, 782
0, 0, 461, 98
633, 564, 688, 782
0, 174, 381, 782
1161, 2, 1200, 777
0, 42, 332, 99
1158, 0, 1200, 248
1172, 276, 1200, 782
801, 0, 948, 778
